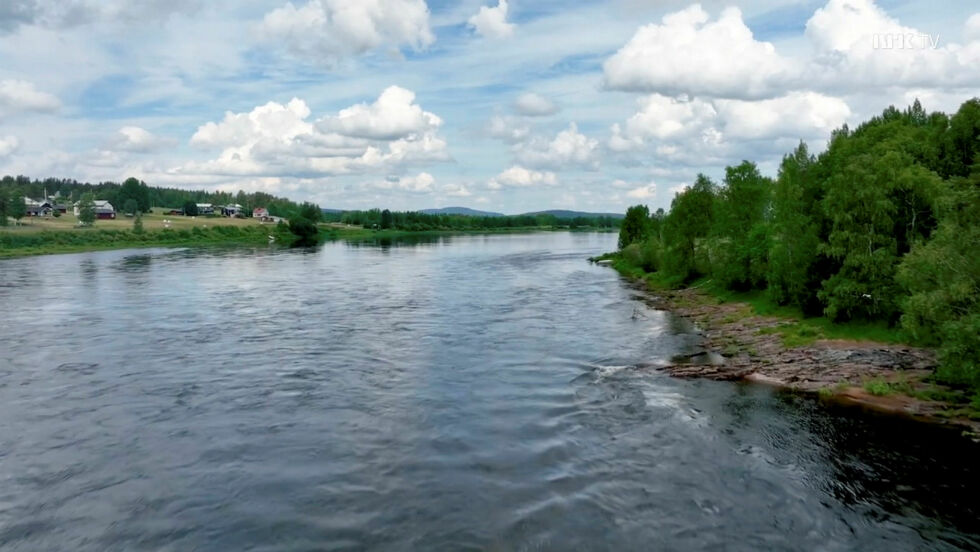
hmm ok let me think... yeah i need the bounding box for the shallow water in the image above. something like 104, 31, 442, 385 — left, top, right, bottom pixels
0, 232, 977, 551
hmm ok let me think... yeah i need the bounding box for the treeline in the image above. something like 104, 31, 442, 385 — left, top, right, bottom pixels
0, 175, 313, 219
618, 99, 980, 392
329, 209, 620, 231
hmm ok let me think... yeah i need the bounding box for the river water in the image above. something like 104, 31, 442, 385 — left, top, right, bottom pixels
0, 232, 978, 551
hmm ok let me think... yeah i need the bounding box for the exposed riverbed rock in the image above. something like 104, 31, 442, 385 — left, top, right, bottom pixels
633, 283, 979, 436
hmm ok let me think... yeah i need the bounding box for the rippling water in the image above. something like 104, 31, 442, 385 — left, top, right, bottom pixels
1, 232, 978, 551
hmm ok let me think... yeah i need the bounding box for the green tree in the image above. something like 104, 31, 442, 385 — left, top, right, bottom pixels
661, 174, 717, 282
77, 193, 96, 226
9, 194, 26, 225
183, 200, 199, 216
123, 198, 139, 216
133, 212, 144, 234
897, 173, 980, 388
767, 143, 825, 312
299, 202, 322, 223
380, 209, 393, 229
707, 161, 772, 290
288, 217, 318, 240
618, 204, 652, 249
0, 187, 9, 226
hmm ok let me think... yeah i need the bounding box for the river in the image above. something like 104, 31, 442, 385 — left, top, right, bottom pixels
0, 232, 977, 551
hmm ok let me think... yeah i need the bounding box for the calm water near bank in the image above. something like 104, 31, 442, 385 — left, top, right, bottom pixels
0, 232, 978, 550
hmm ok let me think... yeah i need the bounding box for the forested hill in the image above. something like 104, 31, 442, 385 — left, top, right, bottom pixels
0, 176, 313, 218
616, 98, 980, 395
419, 207, 504, 217
523, 209, 625, 219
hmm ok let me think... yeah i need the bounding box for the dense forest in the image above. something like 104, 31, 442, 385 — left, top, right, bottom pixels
617, 98, 980, 395
328, 209, 620, 231
0, 176, 312, 222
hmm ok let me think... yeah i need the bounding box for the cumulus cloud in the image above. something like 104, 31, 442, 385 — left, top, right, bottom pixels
603, 5, 793, 100
517, 123, 599, 169
488, 166, 557, 189
0, 80, 61, 117
0, 135, 19, 157
179, 87, 448, 179
625, 182, 657, 200
373, 172, 435, 193
467, 0, 514, 39
318, 85, 442, 140
261, 0, 434, 65
513, 92, 558, 117
714, 92, 851, 140
108, 126, 177, 153
804, 0, 980, 91
0, 0, 203, 32
441, 182, 472, 197
488, 115, 530, 143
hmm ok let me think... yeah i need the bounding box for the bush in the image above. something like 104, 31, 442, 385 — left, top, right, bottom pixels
288, 217, 318, 240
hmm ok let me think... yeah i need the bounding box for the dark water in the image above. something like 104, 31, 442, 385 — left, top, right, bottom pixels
1, 232, 978, 551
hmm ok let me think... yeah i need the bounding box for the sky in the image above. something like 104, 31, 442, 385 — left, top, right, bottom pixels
0, 0, 978, 214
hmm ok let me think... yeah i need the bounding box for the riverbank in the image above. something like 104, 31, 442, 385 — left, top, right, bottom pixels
1, 219, 613, 259
594, 253, 980, 437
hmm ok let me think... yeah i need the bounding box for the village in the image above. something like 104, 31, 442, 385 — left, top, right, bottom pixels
15, 194, 286, 224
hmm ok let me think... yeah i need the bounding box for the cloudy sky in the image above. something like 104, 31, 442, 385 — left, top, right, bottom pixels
0, 0, 978, 213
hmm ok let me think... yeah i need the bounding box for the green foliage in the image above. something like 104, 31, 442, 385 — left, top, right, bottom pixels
133, 213, 144, 234
897, 177, 980, 387
77, 193, 96, 226
123, 198, 139, 216
661, 174, 716, 282
604, 98, 980, 395
182, 200, 199, 217
119, 177, 151, 213
10, 194, 26, 223
288, 216, 318, 240
299, 202, 322, 223
618, 204, 652, 249
0, 187, 8, 226
380, 208, 393, 229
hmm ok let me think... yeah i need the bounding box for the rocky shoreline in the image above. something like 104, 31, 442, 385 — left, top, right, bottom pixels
632, 281, 980, 437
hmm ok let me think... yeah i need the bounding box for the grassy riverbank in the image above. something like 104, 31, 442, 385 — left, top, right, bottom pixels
1, 212, 610, 259
595, 250, 980, 434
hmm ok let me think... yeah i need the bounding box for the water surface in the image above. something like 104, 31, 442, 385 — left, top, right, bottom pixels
0, 233, 977, 550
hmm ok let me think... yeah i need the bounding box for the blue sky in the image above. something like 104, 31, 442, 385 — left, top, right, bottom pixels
0, 0, 978, 213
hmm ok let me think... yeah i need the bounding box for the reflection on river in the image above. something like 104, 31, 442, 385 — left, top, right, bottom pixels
0, 232, 977, 550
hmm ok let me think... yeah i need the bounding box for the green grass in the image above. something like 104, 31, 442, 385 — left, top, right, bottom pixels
603, 251, 908, 346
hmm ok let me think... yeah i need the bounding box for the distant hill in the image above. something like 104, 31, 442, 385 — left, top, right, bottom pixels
419, 206, 505, 217
520, 209, 624, 219
321, 208, 344, 214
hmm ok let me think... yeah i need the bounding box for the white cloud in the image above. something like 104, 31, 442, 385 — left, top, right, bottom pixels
967, 13, 980, 42
488, 115, 530, 143
261, 0, 434, 65
805, 0, 980, 91
488, 166, 557, 189
517, 123, 599, 169
374, 171, 435, 193
442, 182, 472, 197
603, 5, 793, 100
513, 92, 558, 116
178, 87, 448, 179
0, 135, 19, 157
467, 0, 514, 39
625, 182, 657, 200
318, 85, 442, 140
714, 92, 851, 140
108, 126, 177, 153
0, 79, 60, 117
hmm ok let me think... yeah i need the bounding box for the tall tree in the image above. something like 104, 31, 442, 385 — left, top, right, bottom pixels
77, 193, 96, 226
661, 174, 717, 282
708, 161, 772, 290
618, 204, 651, 249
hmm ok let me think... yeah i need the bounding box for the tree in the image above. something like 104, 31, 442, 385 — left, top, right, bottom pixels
288, 216, 318, 240
618, 204, 651, 249
661, 174, 717, 282
183, 200, 199, 216
299, 202, 321, 223
0, 187, 9, 226
133, 212, 144, 234
767, 143, 825, 312
123, 198, 139, 216
380, 209, 393, 229
119, 177, 151, 213
10, 194, 25, 225
77, 193, 96, 226
707, 161, 772, 290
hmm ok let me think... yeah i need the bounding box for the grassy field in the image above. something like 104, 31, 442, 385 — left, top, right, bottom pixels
1, 209, 270, 233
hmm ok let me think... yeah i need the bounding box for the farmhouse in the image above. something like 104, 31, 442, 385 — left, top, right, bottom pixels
73, 200, 116, 219
253, 207, 269, 218
221, 203, 244, 217
196, 203, 215, 215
